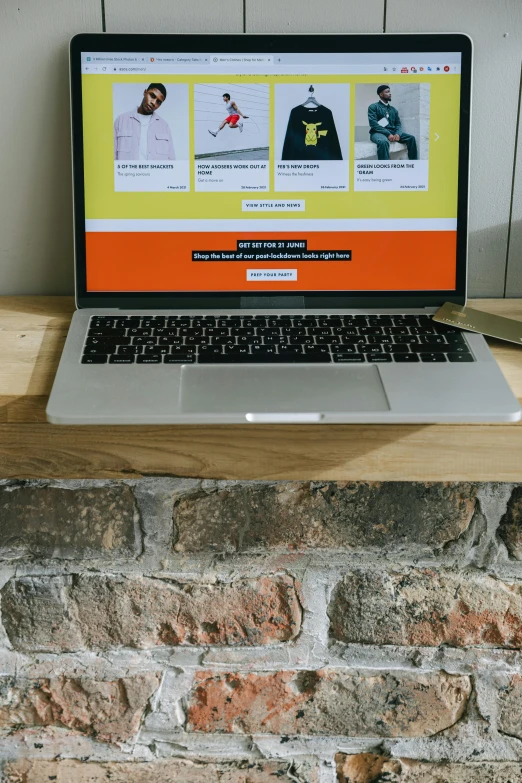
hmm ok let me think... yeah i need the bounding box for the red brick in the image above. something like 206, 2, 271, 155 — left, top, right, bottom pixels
1, 574, 301, 652
0, 483, 139, 560
0, 673, 160, 744
4, 758, 320, 782
498, 673, 522, 740
328, 570, 522, 648
187, 669, 470, 737
335, 754, 522, 782
499, 486, 522, 560
174, 482, 476, 552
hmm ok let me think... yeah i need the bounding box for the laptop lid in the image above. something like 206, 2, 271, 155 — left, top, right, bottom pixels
70, 33, 472, 310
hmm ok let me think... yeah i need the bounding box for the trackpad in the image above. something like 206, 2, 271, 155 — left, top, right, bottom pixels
180, 365, 389, 414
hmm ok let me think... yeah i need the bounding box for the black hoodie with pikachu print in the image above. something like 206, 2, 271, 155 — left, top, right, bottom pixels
281, 104, 342, 160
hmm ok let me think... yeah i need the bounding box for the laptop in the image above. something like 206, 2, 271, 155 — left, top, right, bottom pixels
46, 32, 521, 424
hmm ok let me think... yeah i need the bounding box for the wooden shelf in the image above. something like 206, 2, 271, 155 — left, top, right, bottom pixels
1, 296, 521, 480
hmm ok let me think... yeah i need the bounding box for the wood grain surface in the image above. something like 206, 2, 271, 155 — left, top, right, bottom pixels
1, 297, 522, 480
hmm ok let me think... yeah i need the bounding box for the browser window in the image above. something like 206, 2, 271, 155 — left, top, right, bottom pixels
80, 51, 462, 293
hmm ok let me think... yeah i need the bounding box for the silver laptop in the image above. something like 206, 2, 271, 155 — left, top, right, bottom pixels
46, 32, 521, 424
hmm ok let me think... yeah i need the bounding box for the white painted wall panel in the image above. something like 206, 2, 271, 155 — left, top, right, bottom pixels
246, 0, 384, 33
505, 98, 522, 297
105, 0, 243, 33
386, 0, 522, 297
0, 0, 101, 294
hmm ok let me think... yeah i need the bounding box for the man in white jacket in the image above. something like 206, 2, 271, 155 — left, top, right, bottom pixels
114, 83, 175, 160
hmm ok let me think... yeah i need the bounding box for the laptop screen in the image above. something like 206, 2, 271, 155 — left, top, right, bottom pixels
80, 49, 462, 295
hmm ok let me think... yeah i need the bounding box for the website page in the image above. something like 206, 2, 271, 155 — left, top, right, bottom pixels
81, 51, 461, 292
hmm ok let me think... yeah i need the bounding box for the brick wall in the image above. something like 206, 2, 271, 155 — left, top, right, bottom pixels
0, 479, 522, 782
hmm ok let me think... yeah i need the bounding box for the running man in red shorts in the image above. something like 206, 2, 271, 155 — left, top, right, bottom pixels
208, 93, 249, 136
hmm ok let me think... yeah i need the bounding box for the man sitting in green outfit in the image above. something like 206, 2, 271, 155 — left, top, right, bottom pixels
368, 85, 418, 160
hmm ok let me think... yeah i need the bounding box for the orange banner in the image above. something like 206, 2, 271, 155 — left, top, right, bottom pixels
86, 231, 457, 292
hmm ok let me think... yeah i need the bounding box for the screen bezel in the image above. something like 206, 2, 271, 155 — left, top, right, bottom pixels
71, 32, 472, 309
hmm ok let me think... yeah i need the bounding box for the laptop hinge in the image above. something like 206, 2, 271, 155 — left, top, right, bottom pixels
240, 296, 305, 309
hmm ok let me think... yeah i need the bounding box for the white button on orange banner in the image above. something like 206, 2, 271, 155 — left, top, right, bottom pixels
247, 269, 298, 281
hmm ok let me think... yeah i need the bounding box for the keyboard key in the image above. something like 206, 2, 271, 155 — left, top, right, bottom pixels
88, 328, 126, 336
383, 344, 410, 353
279, 345, 303, 355
366, 354, 393, 362
154, 328, 179, 336
419, 336, 447, 344
394, 354, 420, 362
316, 335, 341, 345
169, 318, 190, 327
145, 345, 170, 355
171, 346, 195, 354
360, 345, 385, 354
180, 327, 203, 336
136, 355, 162, 363
127, 328, 153, 336
185, 336, 210, 345
444, 333, 466, 344
86, 336, 131, 346
282, 327, 306, 335
109, 355, 134, 364
360, 327, 383, 335
333, 327, 358, 336
81, 354, 108, 363
384, 326, 409, 335
410, 327, 436, 335
118, 346, 142, 355
412, 343, 448, 353
393, 317, 418, 326
447, 353, 474, 362
303, 345, 330, 355
132, 337, 157, 346
232, 327, 255, 336
420, 353, 447, 362
367, 335, 393, 344
164, 355, 195, 364
158, 336, 183, 345
252, 345, 277, 354
451, 345, 471, 354
90, 319, 115, 328
198, 352, 330, 364
83, 344, 116, 355
309, 327, 332, 336
206, 328, 228, 336
211, 336, 236, 345
333, 354, 366, 363
332, 344, 358, 354
237, 335, 262, 345
114, 318, 140, 328
199, 345, 224, 355
290, 335, 315, 345
224, 345, 250, 355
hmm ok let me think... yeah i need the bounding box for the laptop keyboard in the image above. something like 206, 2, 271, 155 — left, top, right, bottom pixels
81, 314, 474, 365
